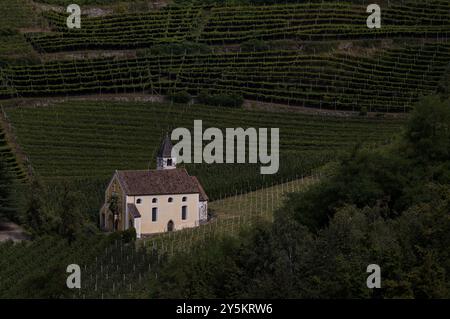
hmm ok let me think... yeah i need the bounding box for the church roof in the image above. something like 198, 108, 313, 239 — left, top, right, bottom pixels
116, 168, 206, 197
127, 203, 141, 218
157, 134, 173, 158
191, 176, 209, 201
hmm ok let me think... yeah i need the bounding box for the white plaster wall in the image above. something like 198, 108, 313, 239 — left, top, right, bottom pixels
127, 193, 199, 234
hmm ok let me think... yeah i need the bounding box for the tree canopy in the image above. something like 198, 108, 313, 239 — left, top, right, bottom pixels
150, 95, 450, 298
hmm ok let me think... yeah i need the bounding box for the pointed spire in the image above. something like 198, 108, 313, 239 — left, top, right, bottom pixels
157, 133, 173, 158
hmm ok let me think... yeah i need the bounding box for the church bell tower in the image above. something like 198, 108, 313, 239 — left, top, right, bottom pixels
156, 134, 176, 170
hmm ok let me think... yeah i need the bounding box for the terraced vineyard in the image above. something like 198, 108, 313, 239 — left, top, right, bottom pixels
28, 5, 206, 52
0, 235, 116, 298
3, 100, 402, 202
200, 1, 450, 44
0, 0, 45, 61
0, 0, 448, 300
25, 1, 450, 51
1, 43, 449, 111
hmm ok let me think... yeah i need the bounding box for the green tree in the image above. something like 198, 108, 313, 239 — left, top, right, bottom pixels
0, 155, 16, 221
402, 95, 450, 162
57, 184, 86, 243
437, 63, 450, 100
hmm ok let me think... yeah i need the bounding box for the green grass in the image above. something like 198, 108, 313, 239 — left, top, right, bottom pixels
209, 176, 318, 220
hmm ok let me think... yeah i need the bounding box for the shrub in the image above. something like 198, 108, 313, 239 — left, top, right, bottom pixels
168, 90, 192, 104
359, 106, 368, 116
197, 92, 244, 108
121, 227, 137, 243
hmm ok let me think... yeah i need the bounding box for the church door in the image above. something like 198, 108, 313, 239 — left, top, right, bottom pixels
167, 220, 174, 232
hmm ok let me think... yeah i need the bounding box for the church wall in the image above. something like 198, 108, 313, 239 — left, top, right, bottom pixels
199, 201, 208, 222
102, 175, 126, 231
127, 193, 200, 234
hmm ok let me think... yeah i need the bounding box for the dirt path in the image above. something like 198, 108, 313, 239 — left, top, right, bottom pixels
41, 49, 138, 61
1, 93, 165, 109
243, 99, 408, 119
0, 221, 29, 242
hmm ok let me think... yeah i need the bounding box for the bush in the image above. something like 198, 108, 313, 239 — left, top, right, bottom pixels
121, 227, 136, 243
359, 106, 368, 116
168, 90, 192, 104
197, 92, 244, 108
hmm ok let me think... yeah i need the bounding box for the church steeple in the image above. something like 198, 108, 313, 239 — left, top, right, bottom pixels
156, 134, 176, 170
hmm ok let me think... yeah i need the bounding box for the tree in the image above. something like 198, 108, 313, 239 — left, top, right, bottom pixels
0, 155, 16, 221
57, 183, 86, 243
437, 63, 450, 100
402, 95, 450, 162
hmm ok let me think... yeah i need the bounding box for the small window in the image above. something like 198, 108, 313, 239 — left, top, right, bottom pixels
152, 198, 157, 203
167, 158, 173, 166
181, 206, 187, 220
168, 197, 173, 203
152, 207, 157, 222
182, 196, 187, 202
136, 198, 142, 204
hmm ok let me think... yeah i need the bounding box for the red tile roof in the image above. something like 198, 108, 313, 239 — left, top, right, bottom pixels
191, 176, 209, 201
116, 168, 206, 198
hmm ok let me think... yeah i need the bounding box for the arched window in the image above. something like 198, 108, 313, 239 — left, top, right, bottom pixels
182, 196, 187, 202
136, 198, 142, 204
152, 198, 157, 203
168, 197, 173, 203
181, 206, 187, 220
152, 207, 157, 222
167, 158, 173, 166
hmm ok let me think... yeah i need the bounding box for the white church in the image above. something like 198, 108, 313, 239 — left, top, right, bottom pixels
99, 135, 208, 238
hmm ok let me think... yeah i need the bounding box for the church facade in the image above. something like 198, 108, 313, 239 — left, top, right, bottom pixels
99, 135, 208, 238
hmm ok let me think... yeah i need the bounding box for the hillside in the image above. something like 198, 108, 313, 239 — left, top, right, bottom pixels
0, 0, 449, 300
0, 1, 448, 111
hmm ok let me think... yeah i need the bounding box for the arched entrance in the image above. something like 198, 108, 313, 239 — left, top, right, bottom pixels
167, 220, 174, 232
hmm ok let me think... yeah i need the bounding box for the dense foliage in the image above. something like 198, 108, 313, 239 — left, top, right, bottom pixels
149, 96, 450, 298
20, 178, 97, 240
0, 156, 17, 221
197, 91, 244, 108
